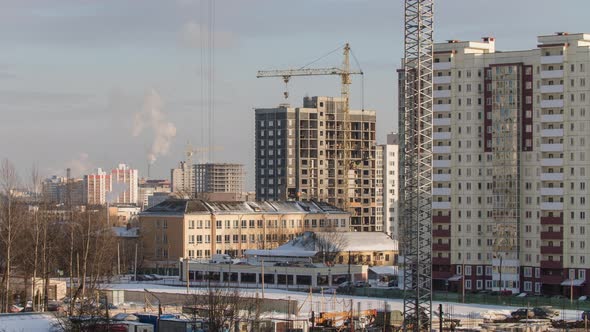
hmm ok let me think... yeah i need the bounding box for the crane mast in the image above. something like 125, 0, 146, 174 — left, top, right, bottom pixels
256, 44, 362, 210
400, 1, 434, 332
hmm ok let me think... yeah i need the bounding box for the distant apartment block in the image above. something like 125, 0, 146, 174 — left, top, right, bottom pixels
84, 168, 111, 205
138, 179, 170, 209
171, 161, 194, 196
195, 163, 245, 195
110, 164, 139, 205
41, 175, 84, 205
83, 164, 138, 205
255, 96, 378, 231
401, 32, 590, 296
379, 133, 400, 239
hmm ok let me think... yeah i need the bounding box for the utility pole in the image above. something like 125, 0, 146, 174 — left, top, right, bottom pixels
400, 1, 434, 332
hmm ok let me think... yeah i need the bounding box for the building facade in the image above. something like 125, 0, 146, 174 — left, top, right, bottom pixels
171, 161, 195, 196
83, 168, 111, 205
195, 163, 245, 195
255, 96, 378, 231
400, 32, 590, 296
380, 133, 400, 240
138, 199, 350, 269
110, 164, 139, 205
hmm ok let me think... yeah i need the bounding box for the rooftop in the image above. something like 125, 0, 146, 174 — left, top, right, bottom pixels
140, 199, 349, 216
278, 231, 398, 252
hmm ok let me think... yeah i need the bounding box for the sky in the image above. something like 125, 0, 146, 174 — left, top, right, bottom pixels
1, 0, 590, 190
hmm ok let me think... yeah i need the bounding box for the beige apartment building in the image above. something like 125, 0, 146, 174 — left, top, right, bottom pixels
255, 96, 378, 232
138, 199, 350, 270
403, 32, 590, 296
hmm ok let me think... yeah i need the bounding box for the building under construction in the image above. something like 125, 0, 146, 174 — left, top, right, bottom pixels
255, 96, 378, 232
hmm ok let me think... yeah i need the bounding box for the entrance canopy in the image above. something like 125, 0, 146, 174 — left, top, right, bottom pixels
560, 279, 585, 286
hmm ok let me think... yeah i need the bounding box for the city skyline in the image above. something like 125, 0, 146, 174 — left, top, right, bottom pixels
1, 0, 589, 191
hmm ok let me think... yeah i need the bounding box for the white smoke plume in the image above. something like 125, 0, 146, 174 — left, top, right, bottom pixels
133, 89, 177, 164
106, 179, 127, 204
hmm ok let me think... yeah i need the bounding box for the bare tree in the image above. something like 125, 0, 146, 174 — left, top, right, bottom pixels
313, 231, 348, 265
0, 159, 21, 312
185, 287, 261, 331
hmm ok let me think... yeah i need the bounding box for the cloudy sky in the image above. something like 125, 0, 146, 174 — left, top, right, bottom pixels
1, 0, 589, 189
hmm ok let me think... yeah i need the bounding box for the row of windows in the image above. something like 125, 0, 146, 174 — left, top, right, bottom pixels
188, 218, 348, 230
188, 233, 291, 245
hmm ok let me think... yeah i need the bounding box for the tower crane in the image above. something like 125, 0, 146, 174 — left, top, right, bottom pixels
399, 1, 434, 332
256, 43, 362, 210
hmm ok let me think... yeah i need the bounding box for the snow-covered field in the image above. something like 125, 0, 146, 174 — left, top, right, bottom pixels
105, 282, 584, 321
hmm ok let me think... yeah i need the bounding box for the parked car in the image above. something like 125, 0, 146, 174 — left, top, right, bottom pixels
387, 280, 398, 288
535, 307, 558, 318
354, 281, 371, 288
511, 308, 534, 319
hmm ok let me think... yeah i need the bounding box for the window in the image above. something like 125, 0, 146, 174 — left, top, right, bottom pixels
465, 266, 472, 276
485, 266, 493, 276
189, 220, 195, 229
188, 235, 195, 244
216, 235, 222, 243
196, 235, 202, 244
524, 281, 532, 292
465, 280, 472, 290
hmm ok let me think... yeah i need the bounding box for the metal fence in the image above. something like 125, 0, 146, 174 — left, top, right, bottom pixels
351, 288, 590, 311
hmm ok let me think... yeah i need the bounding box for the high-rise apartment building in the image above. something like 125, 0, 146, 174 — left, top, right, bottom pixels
195, 163, 244, 195
84, 168, 111, 205
380, 133, 400, 239
400, 32, 590, 296
110, 164, 139, 205
83, 164, 139, 205
171, 161, 194, 196
255, 96, 378, 231
42, 175, 84, 205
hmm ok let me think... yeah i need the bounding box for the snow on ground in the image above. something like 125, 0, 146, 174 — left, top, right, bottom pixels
104, 283, 584, 321
0, 313, 61, 332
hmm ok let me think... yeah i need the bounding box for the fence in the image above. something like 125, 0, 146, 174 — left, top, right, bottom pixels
351, 288, 590, 311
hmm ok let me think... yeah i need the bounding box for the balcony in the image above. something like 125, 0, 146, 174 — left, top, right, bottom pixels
433, 173, 451, 182
433, 145, 451, 154
432, 187, 451, 196
541, 99, 564, 108
540, 231, 563, 240
432, 257, 451, 265
540, 144, 563, 152
540, 187, 564, 196
433, 104, 451, 112
433, 229, 451, 237
541, 114, 563, 123
540, 260, 563, 269
433, 215, 451, 223
541, 274, 564, 285
541, 246, 563, 255
434, 90, 452, 99
540, 216, 563, 225
541, 85, 564, 94
540, 158, 563, 167
540, 172, 563, 181
432, 201, 451, 209
433, 132, 452, 140
541, 128, 564, 137
433, 117, 451, 126
433, 75, 452, 84
433, 62, 452, 70
433, 243, 451, 251
433, 160, 451, 168
540, 202, 563, 210
540, 55, 564, 64
540, 69, 564, 79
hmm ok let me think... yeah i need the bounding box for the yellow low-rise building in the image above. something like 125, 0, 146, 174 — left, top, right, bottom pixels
138, 199, 350, 273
